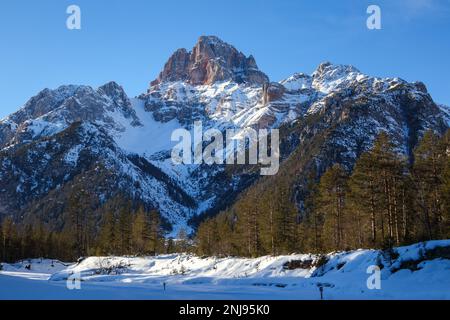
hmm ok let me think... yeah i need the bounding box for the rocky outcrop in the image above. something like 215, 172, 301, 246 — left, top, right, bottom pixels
151, 48, 191, 85
150, 36, 269, 86
262, 82, 286, 104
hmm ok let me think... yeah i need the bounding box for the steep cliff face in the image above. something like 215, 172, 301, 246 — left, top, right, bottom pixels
0, 36, 448, 235
150, 36, 269, 86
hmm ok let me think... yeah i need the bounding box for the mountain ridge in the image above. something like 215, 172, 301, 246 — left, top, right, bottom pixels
0, 36, 448, 235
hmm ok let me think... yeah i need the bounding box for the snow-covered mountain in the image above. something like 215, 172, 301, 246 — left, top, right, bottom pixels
0, 36, 448, 234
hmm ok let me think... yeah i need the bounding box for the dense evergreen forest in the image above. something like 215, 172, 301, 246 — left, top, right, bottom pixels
0, 196, 182, 262
195, 130, 450, 256
1, 130, 449, 262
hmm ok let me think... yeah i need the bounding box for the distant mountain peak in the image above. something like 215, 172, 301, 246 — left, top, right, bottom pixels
98, 81, 124, 95
196, 35, 226, 46
309, 62, 364, 94
97, 81, 131, 108
150, 35, 269, 87
312, 62, 361, 79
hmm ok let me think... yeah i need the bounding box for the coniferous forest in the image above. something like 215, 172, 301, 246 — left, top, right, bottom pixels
195, 130, 450, 257
1, 130, 449, 262
0, 196, 171, 262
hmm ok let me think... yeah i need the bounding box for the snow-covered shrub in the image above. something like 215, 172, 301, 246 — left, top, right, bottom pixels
282, 259, 314, 270
94, 258, 131, 275
391, 243, 450, 273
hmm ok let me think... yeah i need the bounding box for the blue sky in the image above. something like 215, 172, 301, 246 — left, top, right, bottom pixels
1, 0, 449, 118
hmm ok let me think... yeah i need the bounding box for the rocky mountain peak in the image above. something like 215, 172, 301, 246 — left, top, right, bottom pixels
311, 62, 363, 94
312, 62, 361, 79
98, 81, 125, 97
97, 81, 132, 109
150, 36, 269, 87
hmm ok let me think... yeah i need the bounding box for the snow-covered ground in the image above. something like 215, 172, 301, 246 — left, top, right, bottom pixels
1, 240, 449, 300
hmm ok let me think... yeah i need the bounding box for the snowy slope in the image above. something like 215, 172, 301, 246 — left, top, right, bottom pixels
1, 240, 449, 299
110, 98, 182, 156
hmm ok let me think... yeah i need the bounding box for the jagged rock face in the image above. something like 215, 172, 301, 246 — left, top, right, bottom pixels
150, 36, 269, 86
152, 48, 191, 84
0, 82, 141, 149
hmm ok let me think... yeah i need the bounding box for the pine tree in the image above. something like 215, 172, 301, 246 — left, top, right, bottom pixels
97, 211, 117, 255
34, 222, 48, 258
1, 217, 18, 262
215, 213, 235, 255
236, 190, 261, 257
413, 130, 447, 240
148, 210, 163, 255
65, 186, 95, 257
347, 152, 380, 247
256, 191, 277, 255
276, 183, 299, 254
317, 164, 348, 251
21, 224, 34, 259
45, 231, 55, 259
118, 201, 132, 255
196, 218, 217, 256
131, 206, 151, 255
302, 168, 322, 252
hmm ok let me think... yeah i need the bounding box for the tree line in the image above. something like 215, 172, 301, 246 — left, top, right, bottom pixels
195, 130, 450, 256
0, 194, 188, 262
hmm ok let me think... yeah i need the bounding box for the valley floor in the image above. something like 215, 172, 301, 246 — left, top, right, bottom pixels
1, 240, 449, 300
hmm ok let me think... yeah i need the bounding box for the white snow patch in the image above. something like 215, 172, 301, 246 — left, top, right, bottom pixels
112, 99, 182, 156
